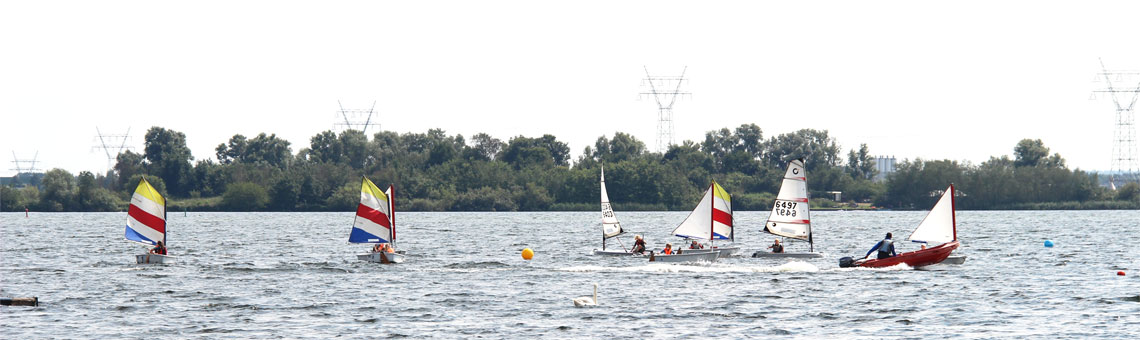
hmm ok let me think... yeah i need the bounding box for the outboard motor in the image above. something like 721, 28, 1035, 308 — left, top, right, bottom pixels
838, 256, 855, 268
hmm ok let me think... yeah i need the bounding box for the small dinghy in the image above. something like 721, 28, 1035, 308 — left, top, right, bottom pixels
124, 177, 174, 264
752, 158, 823, 259
349, 176, 405, 264
840, 184, 960, 268
942, 255, 967, 264
591, 165, 639, 256
651, 181, 734, 263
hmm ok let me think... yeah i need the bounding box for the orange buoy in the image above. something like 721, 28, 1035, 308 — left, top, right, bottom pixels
522, 248, 534, 260
1118, 271, 1126, 276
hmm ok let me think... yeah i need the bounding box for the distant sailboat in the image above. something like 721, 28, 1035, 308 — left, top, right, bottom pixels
753, 158, 823, 258
351, 176, 405, 264
592, 165, 637, 256
125, 177, 173, 264
842, 184, 960, 268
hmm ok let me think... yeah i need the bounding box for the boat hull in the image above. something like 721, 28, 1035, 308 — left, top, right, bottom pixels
136, 254, 174, 264
942, 254, 967, 265
357, 252, 406, 264
712, 246, 740, 257
648, 251, 719, 263
591, 249, 644, 256
855, 241, 959, 268
752, 251, 823, 259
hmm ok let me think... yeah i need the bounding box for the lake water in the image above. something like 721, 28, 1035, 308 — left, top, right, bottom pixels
2, 210, 1138, 338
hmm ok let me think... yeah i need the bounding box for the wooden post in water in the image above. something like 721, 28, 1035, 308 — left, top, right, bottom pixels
1, 297, 38, 306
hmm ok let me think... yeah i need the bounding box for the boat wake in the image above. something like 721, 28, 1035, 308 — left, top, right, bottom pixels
559, 261, 821, 274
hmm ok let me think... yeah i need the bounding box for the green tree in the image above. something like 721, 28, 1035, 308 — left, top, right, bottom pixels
846, 143, 877, 180
763, 129, 840, 171
222, 182, 269, 211
143, 127, 194, 196
114, 150, 146, 191
39, 168, 76, 211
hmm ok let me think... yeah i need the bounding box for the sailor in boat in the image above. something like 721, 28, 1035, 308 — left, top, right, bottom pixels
631, 235, 647, 254
865, 232, 897, 259
662, 243, 673, 255
372, 243, 383, 253
688, 240, 704, 250
383, 244, 395, 254
768, 239, 784, 253
149, 241, 167, 255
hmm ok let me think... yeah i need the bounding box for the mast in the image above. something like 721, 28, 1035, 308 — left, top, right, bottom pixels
162, 180, 167, 247
389, 184, 396, 247
708, 182, 715, 246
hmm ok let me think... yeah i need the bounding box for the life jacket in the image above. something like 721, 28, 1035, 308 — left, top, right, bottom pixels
772, 244, 783, 253
663, 247, 672, 255
385, 246, 395, 253
153, 246, 167, 255
877, 239, 894, 253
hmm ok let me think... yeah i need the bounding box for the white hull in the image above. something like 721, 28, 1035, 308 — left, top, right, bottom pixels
711, 246, 740, 257
942, 254, 967, 264
751, 251, 823, 259
357, 252, 406, 264
591, 249, 643, 256
136, 254, 174, 264
648, 251, 719, 263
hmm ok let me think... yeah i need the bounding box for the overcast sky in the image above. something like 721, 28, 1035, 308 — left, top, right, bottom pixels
4, 1, 1140, 177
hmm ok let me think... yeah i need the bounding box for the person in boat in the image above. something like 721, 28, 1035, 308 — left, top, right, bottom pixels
631, 235, 647, 254
372, 243, 384, 253
689, 240, 704, 250
865, 232, 897, 259
149, 241, 167, 255
768, 239, 784, 253
662, 243, 673, 255
383, 243, 395, 253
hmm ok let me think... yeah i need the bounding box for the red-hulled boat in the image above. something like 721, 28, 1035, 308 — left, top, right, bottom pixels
847, 184, 961, 269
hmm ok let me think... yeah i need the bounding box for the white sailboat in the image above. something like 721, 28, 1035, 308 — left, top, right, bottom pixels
125, 177, 174, 264
753, 158, 823, 258
351, 176, 405, 264
592, 165, 638, 256
648, 181, 732, 263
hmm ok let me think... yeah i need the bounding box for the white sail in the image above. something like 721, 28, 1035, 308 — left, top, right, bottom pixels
673, 182, 733, 241
908, 184, 957, 245
764, 158, 812, 241
599, 165, 623, 239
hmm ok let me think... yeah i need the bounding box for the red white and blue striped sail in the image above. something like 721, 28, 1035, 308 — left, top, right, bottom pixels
349, 177, 392, 244
672, 181, 733, 240
124, 177, 166, 245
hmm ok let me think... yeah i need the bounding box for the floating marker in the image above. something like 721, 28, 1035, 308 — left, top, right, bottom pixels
1118, 271, 1126, 276
1, 297, 38, 306
1044, 240, 1054, 248
522, 248, 534, 260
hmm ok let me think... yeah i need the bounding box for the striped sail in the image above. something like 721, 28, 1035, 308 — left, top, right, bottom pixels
599, 165, 623, 239
125, 177, 166, 245
349, 177, 392, 244
711, 182, 733, 240
764, 158, 812, 241
673, 181, 732, 241
909, 184, 957, 245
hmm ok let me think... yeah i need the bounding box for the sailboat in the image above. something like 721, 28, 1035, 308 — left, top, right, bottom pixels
125, 177, 173, 264
592, 165, 638, 256
351, 176, 406, 264
648, 181, 731, 263
753, 158, 824, 258
841, 184, 960, 268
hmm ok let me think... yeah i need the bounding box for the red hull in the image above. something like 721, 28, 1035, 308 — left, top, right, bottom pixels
857, 240, 959, 268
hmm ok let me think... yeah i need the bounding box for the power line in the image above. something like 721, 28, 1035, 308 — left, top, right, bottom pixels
333, 100, 380, 134
1092, 58, 1140, 186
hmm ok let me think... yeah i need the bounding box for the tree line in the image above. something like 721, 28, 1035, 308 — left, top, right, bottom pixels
2, 125, 1135, 212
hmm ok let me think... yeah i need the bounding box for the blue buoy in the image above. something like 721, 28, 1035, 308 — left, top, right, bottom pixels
1044, 240, 1054, 248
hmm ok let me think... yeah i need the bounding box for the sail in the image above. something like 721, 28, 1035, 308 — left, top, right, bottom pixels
673, 182, 732, 241
349, 177, 392, 244
125, 177, 166, 245
909, 184, 956, 245
599, 165, 623, 239
385, 184, 395, 242
764, 158, 812, 241
711, 181, 732, 240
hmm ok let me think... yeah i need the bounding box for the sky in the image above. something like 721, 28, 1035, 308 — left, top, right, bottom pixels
3, 1, 1140, 177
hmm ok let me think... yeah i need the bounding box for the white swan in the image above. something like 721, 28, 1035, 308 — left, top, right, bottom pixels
572, 283, 598, 307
